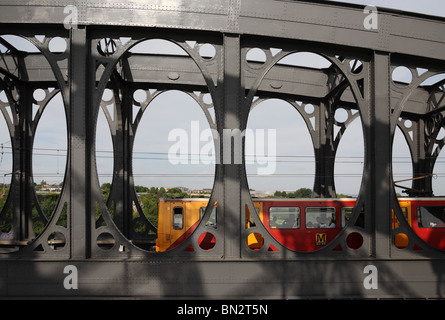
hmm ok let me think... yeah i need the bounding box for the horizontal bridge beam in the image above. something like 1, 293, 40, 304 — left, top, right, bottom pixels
1, 259, 444, 299
1, 51, 432, 116
1, 0, 445, 61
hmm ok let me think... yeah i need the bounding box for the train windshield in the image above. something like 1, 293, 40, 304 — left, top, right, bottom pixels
418, 206, 445, 228
306, 207, 336, 229
269, 207, 300, 229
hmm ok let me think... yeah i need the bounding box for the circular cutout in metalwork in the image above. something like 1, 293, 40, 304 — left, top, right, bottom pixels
247, 232, 264, 250
198, 232, 216, 250
246, 48, 267, 66
346, 232, 363, 250
47, 231, 66, 251
102, 88, 113, 102
33, 88, 46, 102
96, 232, 115, 250
48, 37, 67, 54
133, 89, 147, 104
334, 107, 349, 123
404, 119, 412, 129
304, 103, 315, 115
392, 66, 413, 85
199, 43, 216, 59
394, 232, 409, 249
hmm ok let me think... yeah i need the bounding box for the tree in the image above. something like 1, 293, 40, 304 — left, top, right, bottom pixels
35, 180, 47, 191
274, 191, 283, 197
100, 183, 112, 201
135, 185, 149, 193
273, 188, 312, 198
166, 188, 187, 198
294, 188, 312, 198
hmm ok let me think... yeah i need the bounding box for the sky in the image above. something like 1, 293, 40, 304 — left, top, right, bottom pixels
0, 1, 445, 197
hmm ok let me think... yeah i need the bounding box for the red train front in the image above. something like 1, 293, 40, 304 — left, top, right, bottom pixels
406, 198, 445, 251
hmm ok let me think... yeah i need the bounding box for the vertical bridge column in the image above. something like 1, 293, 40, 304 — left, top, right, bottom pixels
222, 34, 242, 259
69, 27, 89, 259
371, 52, 392, 258
14, 82, 34, 242
313, 100, 337, 198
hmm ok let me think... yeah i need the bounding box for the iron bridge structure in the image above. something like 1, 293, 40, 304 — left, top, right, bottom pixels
0, 0, 444, 299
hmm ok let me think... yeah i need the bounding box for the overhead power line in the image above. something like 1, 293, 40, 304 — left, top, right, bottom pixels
0, 145, 441, 164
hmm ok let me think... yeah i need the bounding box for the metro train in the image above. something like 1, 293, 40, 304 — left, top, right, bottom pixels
155, 197, 445, 252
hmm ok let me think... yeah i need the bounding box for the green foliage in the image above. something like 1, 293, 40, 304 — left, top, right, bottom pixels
136, 187, 187, 229
40, 193, 59, 219
166, 187, 188, 199
0, 196, 11, 233
97, 184, 187, 230
135, 185, 149, 193
101, 182, 111, 202
273, 188, 312, 198
139, 193, 159, 229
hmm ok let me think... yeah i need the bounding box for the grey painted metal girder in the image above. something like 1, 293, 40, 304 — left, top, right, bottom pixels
1, 259, 445, 299
1, 0, 445, 60
0, 51, 436, 117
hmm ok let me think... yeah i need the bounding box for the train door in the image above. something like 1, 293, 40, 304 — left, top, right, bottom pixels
156, 200, 182, 251
156, 200, 192, 252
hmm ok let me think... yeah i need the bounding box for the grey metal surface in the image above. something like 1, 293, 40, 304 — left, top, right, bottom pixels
0, 259, 444, 299
0, 0, 445, 60
0, 0, 444, 299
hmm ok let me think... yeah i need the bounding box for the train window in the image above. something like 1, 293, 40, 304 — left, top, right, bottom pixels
306, 207, 336, 229
418, 206, 445, 228
341, 207, 353, 227
173, 207, 183, 230
199, 206, 217, 227
341, 207, 366, 228
269, 207, 300, 229
341, 206, 366, 227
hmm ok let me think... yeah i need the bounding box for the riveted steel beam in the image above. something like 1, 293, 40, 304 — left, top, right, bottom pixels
1, 1, 445, 60
0, 51, 435, 118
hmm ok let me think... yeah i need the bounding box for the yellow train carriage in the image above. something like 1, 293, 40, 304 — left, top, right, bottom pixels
156, 198, 262, 251
156, 198, 217, 252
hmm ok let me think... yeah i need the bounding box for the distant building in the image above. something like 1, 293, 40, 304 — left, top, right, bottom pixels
166, 186, 189, 193
39, 184, 62, 192
250, 190, 274, 198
